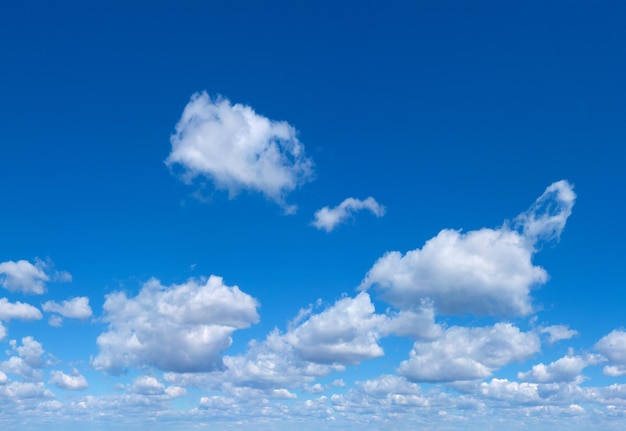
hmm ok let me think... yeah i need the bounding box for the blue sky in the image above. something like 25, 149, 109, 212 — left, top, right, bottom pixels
1, 1, 625, 429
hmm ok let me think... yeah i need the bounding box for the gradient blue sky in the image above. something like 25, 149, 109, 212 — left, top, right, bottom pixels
1, 1, 625, 430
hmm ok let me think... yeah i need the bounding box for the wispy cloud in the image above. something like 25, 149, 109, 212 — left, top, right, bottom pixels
312, 197, 386, 232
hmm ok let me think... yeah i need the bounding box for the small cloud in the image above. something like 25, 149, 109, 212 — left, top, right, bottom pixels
49, 370, 88, 391
312, 197, 386, 232
42, 297, 92, 320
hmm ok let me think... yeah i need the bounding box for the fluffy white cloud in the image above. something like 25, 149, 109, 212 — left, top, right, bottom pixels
595, 330, 626, 376
0, 260, 49, 294
214, 292, 442, 393
42, 296, 92, 320
0, 298, 42, 321
0, 371, 7, 385
312, 197, 386, 232
283, 292, 387, 364
0, 322, 5, 341
360, 180, 575, 317
166, 92, 314, 211
49, 370, 88, 390
2, 337, 47, 381
518, 354, 604, 383
92, 276, 259, 374
398, 323, 541, 382
130, 376, 164, 395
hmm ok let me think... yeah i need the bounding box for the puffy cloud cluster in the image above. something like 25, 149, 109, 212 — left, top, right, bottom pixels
360, 180, 576, 317
518, 353, 604, 383
92, 276, 259, 374
312, 197, 386, 232
42, 296, 92, 326
166, 92, 314, 211
1, 337, 47, 381
217, 292, 441, 392
49, 370, 89, 391
595, 330, 626, 376
0, 260, 49, 294
398, 323, 541, 382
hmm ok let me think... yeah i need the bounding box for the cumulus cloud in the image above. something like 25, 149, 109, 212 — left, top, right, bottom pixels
0, 298, 42, 321
0, 260, 49, 294
518, 354, 604, 383
42, 296, 92, 320
595, 330, 626, 376
398, 323, 541, 382
129, 376, 165, 395
2, 337, 47, 381
166, 92, 314, 211
312, 197, 386, 232
49, 370, 89, 390
283, 292, 387, 364
360, 180, 576, 317
214, 292, 442, 393
92, 276, 259, 374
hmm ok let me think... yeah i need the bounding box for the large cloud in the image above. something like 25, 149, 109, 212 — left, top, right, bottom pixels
360, 180, 576, 317
312, 197, 386, 232
398, 323, 541, 382
166, 92, 314, 211
92, 276, 259, 374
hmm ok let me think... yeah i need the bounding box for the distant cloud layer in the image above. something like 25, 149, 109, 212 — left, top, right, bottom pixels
166, 92, 314, 212
312, 197, 386, 232
359, 180, 576, 317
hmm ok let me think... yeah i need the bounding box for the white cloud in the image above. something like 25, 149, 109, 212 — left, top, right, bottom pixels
42, 296, 92, 319
49, 370, 89, 390
360, 180, 576, 317
0, 298, 42, 321
166, 92, 314, 211
540, 325, 578, 344
398, 323, 540, 382
0, 381, 53, 400
0, 371, 7, 385
0, 322, 5, 341
595, 330, 626, 376
515, 179, 576, 244
129, 376, 165, 395
221, 329, 337, 390
283, 292, 387, 364
92, 276, 259, 374
2, 337, 47, 381
603, 365, 626, 377
312, 197, 386, 232
518, 354, 604, 383
0, 260, 49, 294
479, 378, 541, 404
